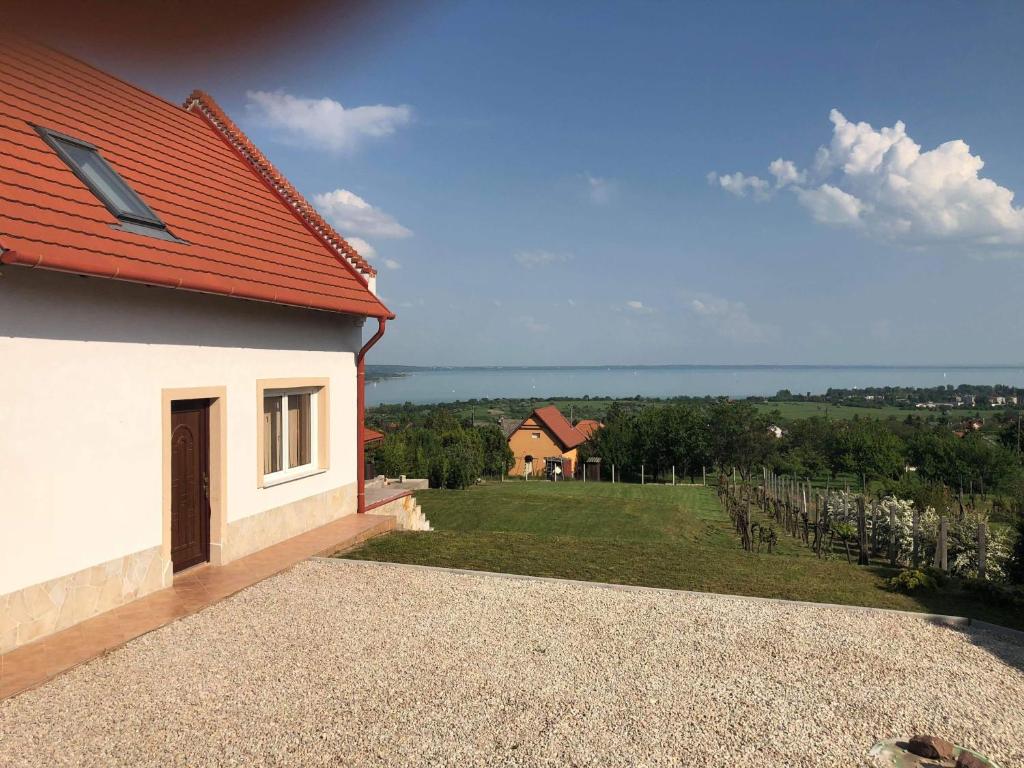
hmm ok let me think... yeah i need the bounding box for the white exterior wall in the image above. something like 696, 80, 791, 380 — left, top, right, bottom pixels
0, 267, 364, 597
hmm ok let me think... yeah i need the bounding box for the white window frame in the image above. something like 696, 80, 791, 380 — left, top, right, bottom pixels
262, 387, 320, 487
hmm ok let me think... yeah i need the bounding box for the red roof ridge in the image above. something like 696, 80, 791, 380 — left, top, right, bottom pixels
183, 89, 377, 280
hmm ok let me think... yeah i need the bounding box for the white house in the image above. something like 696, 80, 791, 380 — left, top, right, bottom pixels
0, 41, 394, 653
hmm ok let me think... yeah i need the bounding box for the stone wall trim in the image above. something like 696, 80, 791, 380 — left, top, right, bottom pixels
0, 545, 168, 654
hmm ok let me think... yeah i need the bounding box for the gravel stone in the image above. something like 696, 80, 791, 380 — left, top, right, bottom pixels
2, 560, 1022, 767
909, 734, 955, 760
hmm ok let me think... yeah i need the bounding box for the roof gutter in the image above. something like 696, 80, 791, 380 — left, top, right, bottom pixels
356, 316, 388, 514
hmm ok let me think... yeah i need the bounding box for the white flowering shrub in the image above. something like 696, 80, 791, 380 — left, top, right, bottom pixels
872, 496, 916, 565
826, 492, 917, 565
948, 508, 1013, 583
827, 490, 858, 526
824, 490, 1012, 582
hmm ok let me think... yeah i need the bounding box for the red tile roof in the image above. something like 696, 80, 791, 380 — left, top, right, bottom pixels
0, 39, 392, 319
531, 406, 587, 450
363, 427, 385, 445
574, 419, 603, 439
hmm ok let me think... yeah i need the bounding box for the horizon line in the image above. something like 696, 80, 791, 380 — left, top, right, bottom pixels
369, 363, 1024, 370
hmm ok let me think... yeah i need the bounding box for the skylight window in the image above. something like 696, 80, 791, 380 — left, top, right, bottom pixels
34, 125, 178, 240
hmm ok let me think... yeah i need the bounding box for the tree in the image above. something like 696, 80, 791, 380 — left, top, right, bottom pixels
669, 403, 713, 482
588, 402, 638, 479
477, 424, 513, 477
842, 419, 905, 481
909, 428, 1020, 495
707, 401, 775, 479
368, 407, 489, 489
777, 416, 833, 477
957, 433, 1017, 495
375, 433, 409, 478
908, 429, 963, 485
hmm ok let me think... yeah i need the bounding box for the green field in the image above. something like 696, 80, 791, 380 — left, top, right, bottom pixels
343, 482, 1022, 629
369, 396, 1003, 426
752, 400, 996, 421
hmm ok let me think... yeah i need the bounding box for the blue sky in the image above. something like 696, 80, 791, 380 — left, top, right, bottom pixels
94, 1, 1024, 366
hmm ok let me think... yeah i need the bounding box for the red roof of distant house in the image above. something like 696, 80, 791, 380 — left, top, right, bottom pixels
0, 39, 392, 319
531, 405, 587, 450
363, 428, 385, 445
574, 419, 603, 439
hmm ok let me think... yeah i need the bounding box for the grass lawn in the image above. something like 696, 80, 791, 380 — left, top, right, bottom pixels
344, 482, 1023, 630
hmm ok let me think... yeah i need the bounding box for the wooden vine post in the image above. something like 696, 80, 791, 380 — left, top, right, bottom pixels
857, 496, 869, 565
870, 502, 879, 556
911, 509, 920, 568
934, 516, 949, 572
888, 504, 897, 567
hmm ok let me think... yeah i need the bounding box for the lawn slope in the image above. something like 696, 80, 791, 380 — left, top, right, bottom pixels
344, 482, 1022, 629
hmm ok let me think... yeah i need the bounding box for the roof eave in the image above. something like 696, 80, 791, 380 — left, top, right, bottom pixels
0, 248, 394, 319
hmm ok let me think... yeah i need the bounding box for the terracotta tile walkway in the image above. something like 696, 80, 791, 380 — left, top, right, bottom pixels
0, 512, 394, 700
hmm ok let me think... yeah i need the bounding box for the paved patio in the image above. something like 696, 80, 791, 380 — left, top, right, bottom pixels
2, 559, 1023, 767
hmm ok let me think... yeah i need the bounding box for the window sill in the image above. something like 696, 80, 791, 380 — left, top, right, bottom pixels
261, 467, 326, 489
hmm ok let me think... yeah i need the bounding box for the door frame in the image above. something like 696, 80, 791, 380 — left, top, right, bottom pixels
161, 387, 227, 583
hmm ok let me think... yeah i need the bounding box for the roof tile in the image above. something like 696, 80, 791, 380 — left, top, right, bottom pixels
532, 406, 587, 450
0, 39, 391, 318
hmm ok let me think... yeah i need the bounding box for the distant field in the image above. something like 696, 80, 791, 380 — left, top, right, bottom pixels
753, 401, 901, 419
369, 396, 1004, 425
752, 401, 997, 421
344, 482, 1022, 629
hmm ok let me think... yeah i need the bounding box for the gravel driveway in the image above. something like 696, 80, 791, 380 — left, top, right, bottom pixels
2, 559, 1023, 767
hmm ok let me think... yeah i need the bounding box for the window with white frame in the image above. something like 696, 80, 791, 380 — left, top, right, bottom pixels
262, 388, 318, 482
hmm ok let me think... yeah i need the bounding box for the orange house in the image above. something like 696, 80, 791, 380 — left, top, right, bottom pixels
504, 406, 587, 478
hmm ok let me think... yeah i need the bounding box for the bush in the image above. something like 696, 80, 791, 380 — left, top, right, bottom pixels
369, 409, 487, 490
1007, 514, 1024, 585
885, 568, 938, 594
961, 577, 1024, 609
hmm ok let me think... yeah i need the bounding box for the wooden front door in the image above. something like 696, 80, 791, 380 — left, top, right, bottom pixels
170, 399, 211, 572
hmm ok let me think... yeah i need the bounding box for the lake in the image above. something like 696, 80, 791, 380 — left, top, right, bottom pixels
366, 365, 1024, 405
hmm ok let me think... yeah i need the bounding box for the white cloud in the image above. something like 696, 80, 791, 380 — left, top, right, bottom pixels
768, 158, 805, 188
707, 171, 771, 201
796, 183, 866, 225
312, 189, 412, 239
712, 109, 1024, 252
513, 250, 572, 269
516, 315, 549, 334
246, 90, 411, 153
345, 236, 377, 261
584, 173, 615, 205
625, 300, 654, 314
384, 258, 401, 270
687, 294, 776, 343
